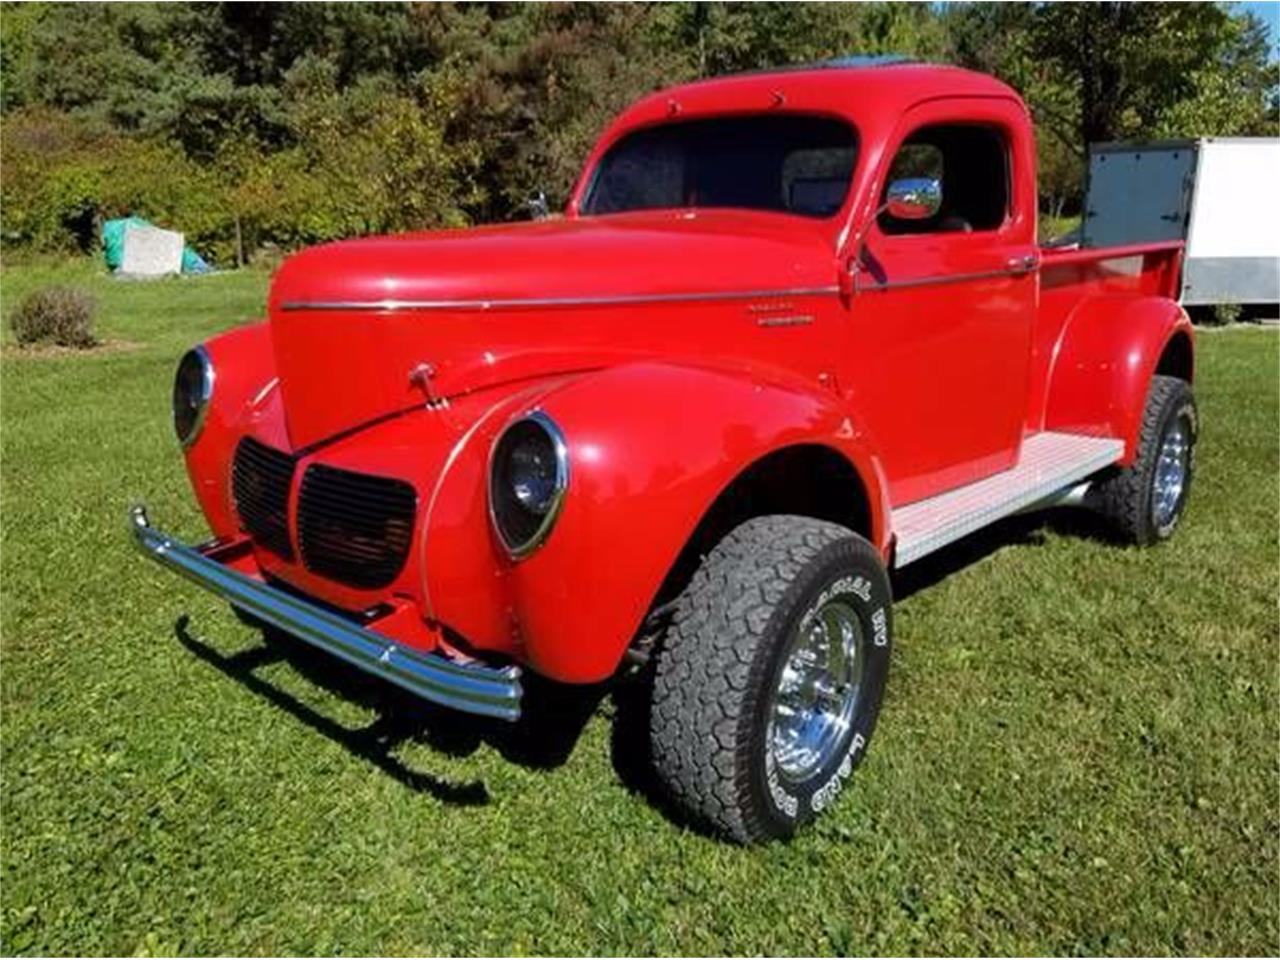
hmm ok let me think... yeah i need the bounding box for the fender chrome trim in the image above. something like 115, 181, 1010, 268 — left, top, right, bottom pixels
129, 505, 522, 721
280, 285, 840, 313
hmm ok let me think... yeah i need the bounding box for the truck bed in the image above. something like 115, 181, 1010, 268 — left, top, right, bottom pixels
1025, 239, 1184, 434
892, 240, 1184, 567
1037, 239, 1183, 299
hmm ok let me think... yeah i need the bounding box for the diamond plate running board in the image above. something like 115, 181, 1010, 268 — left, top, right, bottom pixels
891, 432, 1125, 568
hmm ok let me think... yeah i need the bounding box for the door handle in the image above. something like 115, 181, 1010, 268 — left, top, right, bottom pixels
1006, 254, 1038, 276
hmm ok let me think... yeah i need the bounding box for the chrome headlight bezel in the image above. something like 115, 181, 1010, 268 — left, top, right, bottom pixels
172, 345, 215, 449
488, 410, 569, 560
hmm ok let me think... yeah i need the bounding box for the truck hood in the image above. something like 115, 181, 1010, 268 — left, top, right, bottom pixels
266, 210, 836, 448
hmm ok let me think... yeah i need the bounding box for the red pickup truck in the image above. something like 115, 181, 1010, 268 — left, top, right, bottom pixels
135, 59, 1196, 842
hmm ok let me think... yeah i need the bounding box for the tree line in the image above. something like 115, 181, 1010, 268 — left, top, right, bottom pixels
1, 2, 1275, 266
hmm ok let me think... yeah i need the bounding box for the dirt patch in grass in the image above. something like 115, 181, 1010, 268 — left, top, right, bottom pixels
0, 338, 141, 359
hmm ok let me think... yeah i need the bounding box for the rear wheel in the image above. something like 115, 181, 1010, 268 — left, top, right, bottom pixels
1089, 375, 1197, 545
647, 515, 892, 843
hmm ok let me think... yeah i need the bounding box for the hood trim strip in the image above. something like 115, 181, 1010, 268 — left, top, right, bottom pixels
280, 285, 840, 313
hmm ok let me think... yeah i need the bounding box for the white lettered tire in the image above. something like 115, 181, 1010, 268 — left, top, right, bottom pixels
648, 515, 892, 843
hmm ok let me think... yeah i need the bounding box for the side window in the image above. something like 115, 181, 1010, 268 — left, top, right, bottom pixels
879, 124, 1009, 236
887, 142, 944, 182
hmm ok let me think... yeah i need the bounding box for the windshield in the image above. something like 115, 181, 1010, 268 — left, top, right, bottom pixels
582, 114, 858, 219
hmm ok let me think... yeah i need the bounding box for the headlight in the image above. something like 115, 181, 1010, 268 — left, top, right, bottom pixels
172, 345, 214, 448
489, 411, 569, 559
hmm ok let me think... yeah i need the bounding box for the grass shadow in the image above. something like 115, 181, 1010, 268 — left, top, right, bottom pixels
607, 672, 710, 838
173, 505, 1120, 824
174, 615, 607, 804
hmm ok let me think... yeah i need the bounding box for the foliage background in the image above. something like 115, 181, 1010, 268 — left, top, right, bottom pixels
1, 2, 1277, 264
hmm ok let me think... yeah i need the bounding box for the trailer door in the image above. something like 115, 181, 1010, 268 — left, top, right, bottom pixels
1082, 142, 1197, 248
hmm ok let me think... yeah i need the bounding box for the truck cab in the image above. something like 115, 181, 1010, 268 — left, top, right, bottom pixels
139, 59, 1197, 842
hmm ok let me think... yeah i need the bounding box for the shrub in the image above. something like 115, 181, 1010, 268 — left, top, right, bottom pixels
1212, 302, 1244, 326
8, 286, 98, 348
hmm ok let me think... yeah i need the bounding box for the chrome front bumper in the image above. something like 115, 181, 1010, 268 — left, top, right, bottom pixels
129, 505, 522, 721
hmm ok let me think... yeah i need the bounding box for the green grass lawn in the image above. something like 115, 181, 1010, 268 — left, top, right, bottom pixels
2, 259, 1277, 955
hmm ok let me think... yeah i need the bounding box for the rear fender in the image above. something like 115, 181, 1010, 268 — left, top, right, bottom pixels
425, 362, 888, 683
1042, 296, 1193, 464
183, 322, 282, 537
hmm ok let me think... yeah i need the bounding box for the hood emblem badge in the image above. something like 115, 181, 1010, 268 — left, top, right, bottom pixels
409, 362, 445, 407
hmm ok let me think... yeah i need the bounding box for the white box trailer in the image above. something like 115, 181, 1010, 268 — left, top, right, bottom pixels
1082, 138, 1280, 307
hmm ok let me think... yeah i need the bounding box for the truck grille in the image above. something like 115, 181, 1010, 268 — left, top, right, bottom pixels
231, 438, 297, 560
297, 464, 417, 589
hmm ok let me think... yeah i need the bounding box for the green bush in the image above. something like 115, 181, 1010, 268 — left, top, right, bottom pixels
1212, 302, 1244, 326
3, 2, 1269, 267
8, 285, 98, 348
0, 109, 233, 262
0, 78, 486, 266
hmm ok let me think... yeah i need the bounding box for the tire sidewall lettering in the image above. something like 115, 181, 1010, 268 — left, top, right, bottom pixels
764, 745, 799, 819
757, 555, 891, 829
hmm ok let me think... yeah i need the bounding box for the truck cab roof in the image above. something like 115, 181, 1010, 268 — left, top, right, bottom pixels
569, 60, 1027, 218
608, 60, 1023, 131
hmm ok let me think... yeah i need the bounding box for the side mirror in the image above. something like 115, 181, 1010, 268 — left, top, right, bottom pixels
840, 176, 944, 297
885, 177, 942, 220
526, 190, 550, 221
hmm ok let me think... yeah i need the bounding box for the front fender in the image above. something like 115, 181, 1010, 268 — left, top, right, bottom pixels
1042, 296, 1193, 464
183, 322, 282, 538
425, 362, 888, 684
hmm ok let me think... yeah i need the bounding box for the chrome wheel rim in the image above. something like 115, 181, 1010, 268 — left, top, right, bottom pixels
1152, 414, 1191, 528
770, 597, 864, 782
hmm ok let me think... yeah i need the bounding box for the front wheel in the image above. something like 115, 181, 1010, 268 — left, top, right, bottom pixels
1089, 375, 1198, 545
648, 515, 892, 843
